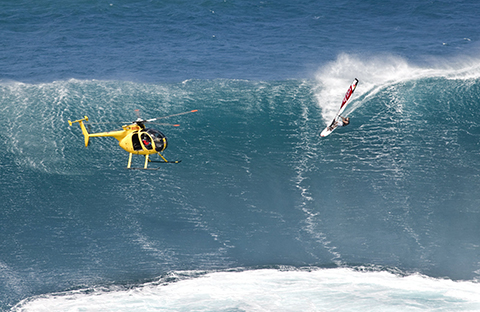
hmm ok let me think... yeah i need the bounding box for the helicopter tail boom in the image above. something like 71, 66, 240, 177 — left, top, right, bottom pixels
68, 116, 91, 147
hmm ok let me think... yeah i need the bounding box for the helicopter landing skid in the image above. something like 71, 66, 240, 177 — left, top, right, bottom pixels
149, 160, 182, 164
127, 167, 161, 170
126, 153, 182, 170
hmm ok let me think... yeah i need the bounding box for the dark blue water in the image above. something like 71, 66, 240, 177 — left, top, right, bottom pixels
2, 0, 480, 83
2, 1, 480, 311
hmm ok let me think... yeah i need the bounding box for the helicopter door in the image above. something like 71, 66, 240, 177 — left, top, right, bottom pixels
140, 133, 153, 150
132, 133, 142, 151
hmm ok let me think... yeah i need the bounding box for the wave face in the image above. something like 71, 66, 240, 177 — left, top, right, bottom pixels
2, 56, 480, 310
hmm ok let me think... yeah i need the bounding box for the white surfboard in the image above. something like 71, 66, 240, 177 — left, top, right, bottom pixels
321, 78, 359, 137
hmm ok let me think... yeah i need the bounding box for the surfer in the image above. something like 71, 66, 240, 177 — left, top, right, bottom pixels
337, 116, 350, 127
328, 116, 350, 130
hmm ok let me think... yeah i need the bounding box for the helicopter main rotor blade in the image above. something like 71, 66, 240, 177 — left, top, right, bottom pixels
134, 109, 143, 119
146, 109, 198, 122
148, 123, 180, 127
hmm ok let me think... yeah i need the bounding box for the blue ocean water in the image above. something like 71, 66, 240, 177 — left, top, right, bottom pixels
2, 1, 480, 311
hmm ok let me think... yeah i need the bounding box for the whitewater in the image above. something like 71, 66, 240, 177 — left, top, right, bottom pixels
11, 269, 480, 311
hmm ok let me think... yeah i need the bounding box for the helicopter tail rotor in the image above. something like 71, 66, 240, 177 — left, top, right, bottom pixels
68, 116, 91, 147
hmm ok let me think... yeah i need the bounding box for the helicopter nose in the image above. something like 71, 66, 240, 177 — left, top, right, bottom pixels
155, 137, 167, 152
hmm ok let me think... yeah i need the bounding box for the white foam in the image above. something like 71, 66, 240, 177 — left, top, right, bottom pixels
14, 268, 480, 312
314, 53, 480, 124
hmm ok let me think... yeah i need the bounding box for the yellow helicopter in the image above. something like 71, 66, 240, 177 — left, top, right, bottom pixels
68, 109, 197, 169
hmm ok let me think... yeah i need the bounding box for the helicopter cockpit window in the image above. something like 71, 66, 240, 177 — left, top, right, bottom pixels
140, 133, 153, 150
146, 129, 167, 152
